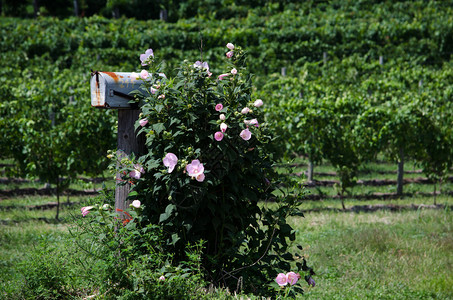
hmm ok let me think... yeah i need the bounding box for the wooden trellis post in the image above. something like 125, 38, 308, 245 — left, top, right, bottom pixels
90, 71, 145, 211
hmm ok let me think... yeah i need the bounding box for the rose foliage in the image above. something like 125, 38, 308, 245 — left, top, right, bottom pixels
125, 44, 313, 295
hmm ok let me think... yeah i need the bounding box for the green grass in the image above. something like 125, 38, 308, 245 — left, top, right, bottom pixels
297, 194, 453, 212
1, 158, 452, 299
290, 208, 453, 299
0, 221, 72, 296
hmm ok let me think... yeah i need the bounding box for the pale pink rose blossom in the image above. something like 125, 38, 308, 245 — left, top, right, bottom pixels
193, 61, 202, 68
196, 173, 205, 182
163, 153, 178, 173
193, 61, 211, 76
81, 206, 94, 217
140, 49, 154, 66
286, 272, 299, 285
219, 114, 226, 121
226, 43, 235, 50
254, 99, 264, 107
218, 73, 230, 80
241, 107, 250, 114
275, 273, 288, 287
159, 275, 165, 281
186, 160, 205, 179
245, 118, 259, 127
215, 103, 223, 111
131, 72, 139, 80
226, 51, 233, 58
240, 128, 252, 141
214, 131, 224, 141
220, 123, 228, 133
139, 118, 148, 127
131, 200, 141, 208
140, 70, 149, 79
129, 164, 144, 179
158, 94, 165, 99
231, 68, 237, 75
150, 87, 158, 94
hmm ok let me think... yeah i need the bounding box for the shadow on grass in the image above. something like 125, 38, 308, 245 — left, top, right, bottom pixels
0, 201, 81, 211
0, 217, 73, 225
0, 187, 100, 199
299, 203, 453, 214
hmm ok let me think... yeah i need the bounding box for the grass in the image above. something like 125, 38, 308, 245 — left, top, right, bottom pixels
0, 221, 71, 295
291, 208, 453, 299
1, 158, 452, 299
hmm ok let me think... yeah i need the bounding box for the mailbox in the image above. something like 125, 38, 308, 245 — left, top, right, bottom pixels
91, 71, 143, 108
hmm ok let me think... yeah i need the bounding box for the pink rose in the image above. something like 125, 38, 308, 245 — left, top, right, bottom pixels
254, 99, 264, 107
140, 70, 149, 80
215, 103, 223, 111
196, 173, 205, 182
218, 73, 230, 80
226, 51, 233, 58
139, 118, 148, 127
241, 107, 250, 114
240, 128, 252, 141
193, 61, 211, 75
129, 164, 144, 179
244, 119, 259, 127
275, 273, 288, 287
140, 48, 154, 66
219, 114, 226, 121
81, 206, 94, 217
286, 272, 299, 285
226, 43, 234, 50
150, 87, 158, 94
220, 123, 228, 133
159, 275, 165, 281
231, 68, 237, 75
186, 160, 205, 180
163, 153, 178, 173
214, 131, 224, 141
158, 94, 165, 99
131, 200, 141, 208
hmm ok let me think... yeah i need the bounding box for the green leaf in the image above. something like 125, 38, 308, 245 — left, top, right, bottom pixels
159, 204, 175, 223
153, 123, 165, 135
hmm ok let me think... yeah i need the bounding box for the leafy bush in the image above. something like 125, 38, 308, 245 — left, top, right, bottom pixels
115, 44, 313, 296
70, 199, 210, 299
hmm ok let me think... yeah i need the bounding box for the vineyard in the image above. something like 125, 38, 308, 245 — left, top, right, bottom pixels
1, 0, 453, 298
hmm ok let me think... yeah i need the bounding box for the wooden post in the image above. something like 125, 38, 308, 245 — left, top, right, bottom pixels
281, 67, 287, 76
33, 0, 39, 18
73, 0, 79, 17
115, 109, 145, 211
307, 161, 314, 182
160, 9, 168, 21
397, 147, 404, 196
323, 52, 327, 65
379, 55, 384, 65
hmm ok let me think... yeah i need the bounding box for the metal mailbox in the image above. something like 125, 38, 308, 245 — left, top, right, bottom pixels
90, 71, 143, 109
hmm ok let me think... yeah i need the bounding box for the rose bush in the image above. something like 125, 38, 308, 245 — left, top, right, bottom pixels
117, 43, 314, 296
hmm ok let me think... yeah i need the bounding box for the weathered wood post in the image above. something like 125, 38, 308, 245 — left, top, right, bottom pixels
90, 71, 145, 211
